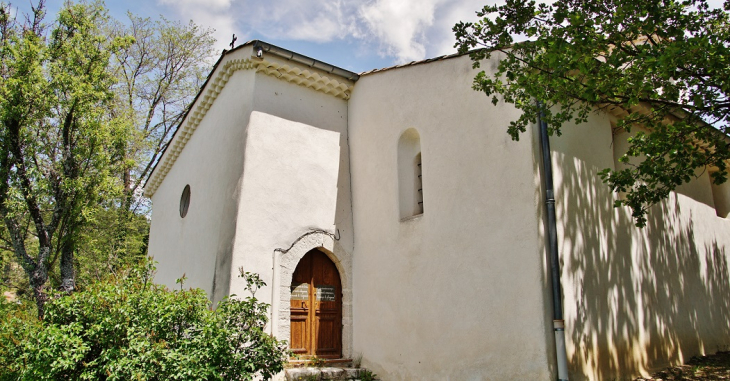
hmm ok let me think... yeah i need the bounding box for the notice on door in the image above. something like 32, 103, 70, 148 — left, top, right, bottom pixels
316, 285, 336, 301
291, 282, 308, 300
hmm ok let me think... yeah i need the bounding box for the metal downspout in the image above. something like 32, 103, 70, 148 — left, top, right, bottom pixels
271, 249, 278, 336
538, 105, 570, 381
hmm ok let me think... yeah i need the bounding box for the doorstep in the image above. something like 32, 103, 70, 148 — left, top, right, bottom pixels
287, 358, 353, 368
284, 366, 371, 381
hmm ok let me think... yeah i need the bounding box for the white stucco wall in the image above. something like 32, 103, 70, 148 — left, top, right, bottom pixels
230, 110, 353, 351
348, 55, 553, 380
551, 111, 730, 380
147, 56, 256, 301
229, 110, 341, 297
145, 41, 730, 381
251, 63, 355, 256
147, 45, 357, 356
236, 65, 356, 355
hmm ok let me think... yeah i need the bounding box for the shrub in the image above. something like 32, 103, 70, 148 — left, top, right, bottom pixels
0, 260, 287, 380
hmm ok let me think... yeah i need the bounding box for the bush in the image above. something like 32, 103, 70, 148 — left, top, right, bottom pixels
0, 261, 288, 380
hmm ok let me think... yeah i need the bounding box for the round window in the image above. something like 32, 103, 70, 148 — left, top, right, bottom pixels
179, 185, 191, 218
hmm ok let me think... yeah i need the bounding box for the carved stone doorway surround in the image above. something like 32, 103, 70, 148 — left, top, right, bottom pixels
272, 231, 352, 359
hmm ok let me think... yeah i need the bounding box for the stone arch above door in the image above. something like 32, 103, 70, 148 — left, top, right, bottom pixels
273, 230, 352, 359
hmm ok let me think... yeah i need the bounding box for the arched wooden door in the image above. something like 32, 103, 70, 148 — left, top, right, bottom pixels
290, 249, 342, 358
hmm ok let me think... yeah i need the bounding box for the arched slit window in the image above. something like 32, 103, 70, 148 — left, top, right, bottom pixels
398, 128, 423, 219
416, 152, 424, 213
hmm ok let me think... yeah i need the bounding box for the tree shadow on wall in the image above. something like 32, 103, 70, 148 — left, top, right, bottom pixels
552, 153, 730, 381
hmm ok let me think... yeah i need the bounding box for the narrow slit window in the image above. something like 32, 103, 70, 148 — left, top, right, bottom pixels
398, 128, 423, 219
416, 153, 424, 214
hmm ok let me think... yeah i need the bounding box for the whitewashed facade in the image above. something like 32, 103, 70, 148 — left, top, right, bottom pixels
145, 41, 730, 380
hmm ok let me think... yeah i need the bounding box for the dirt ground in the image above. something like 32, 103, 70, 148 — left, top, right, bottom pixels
634, 352, 730, 380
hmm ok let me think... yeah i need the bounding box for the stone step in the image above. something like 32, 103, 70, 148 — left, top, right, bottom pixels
284, 367, 376, 381
286, 358, 353, 368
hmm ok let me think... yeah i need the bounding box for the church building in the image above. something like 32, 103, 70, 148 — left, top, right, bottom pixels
144, 40, 730, 380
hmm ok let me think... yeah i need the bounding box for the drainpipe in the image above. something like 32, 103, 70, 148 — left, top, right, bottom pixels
537, 104, 570, 381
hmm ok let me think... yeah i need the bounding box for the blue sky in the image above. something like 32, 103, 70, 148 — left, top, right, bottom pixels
9, 0, 729, 74
6, 0, 507, 73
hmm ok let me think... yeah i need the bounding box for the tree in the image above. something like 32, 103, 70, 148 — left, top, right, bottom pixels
0, 1, 217, 314
454, 0, 730, 226
0, 1, 132, 315
108, 13, 216, 214
72, 205, 149, 286
75, 12, 217, 273
60, 14, 216, 289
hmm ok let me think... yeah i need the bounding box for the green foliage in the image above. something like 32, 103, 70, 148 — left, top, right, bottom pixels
454, 0, 730, 226
0, 298, 39, 378
0, 0, 215, 313
353, 353, 363, 368
307, 357, 326, 367
0, 261, 288, 380
73, 207, 149, 286
359, 369, 378, 381
0, 0, 136, 312
108, 12, 216, 213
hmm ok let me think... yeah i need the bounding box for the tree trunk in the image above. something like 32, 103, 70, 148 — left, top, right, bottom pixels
122, 166, 132, 212
4, 215, 52, 318
60, 242, 75, 293
29, 262, 49, 318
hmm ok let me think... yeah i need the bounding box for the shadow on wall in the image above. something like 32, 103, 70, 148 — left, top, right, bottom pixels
552, 153, 730, 380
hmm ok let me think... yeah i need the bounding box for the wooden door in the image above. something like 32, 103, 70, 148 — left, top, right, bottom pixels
290, 249, 342, 358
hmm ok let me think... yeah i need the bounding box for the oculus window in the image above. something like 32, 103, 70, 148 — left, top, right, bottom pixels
180, 184, 191, 218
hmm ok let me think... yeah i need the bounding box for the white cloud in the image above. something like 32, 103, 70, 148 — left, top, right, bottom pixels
158, 0, 232, 11
165, 0, 481, 63
429, 0, 494, 57
356, 0, 508, 63
157, 0, 236, 51
237, 0, 362, 42
359, 0, 440, 63
285, 15, 348, 43
706, 0, 726, 8
154, 0, 507, 64
289, 1, 364, 42
148, 0, 728, 73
